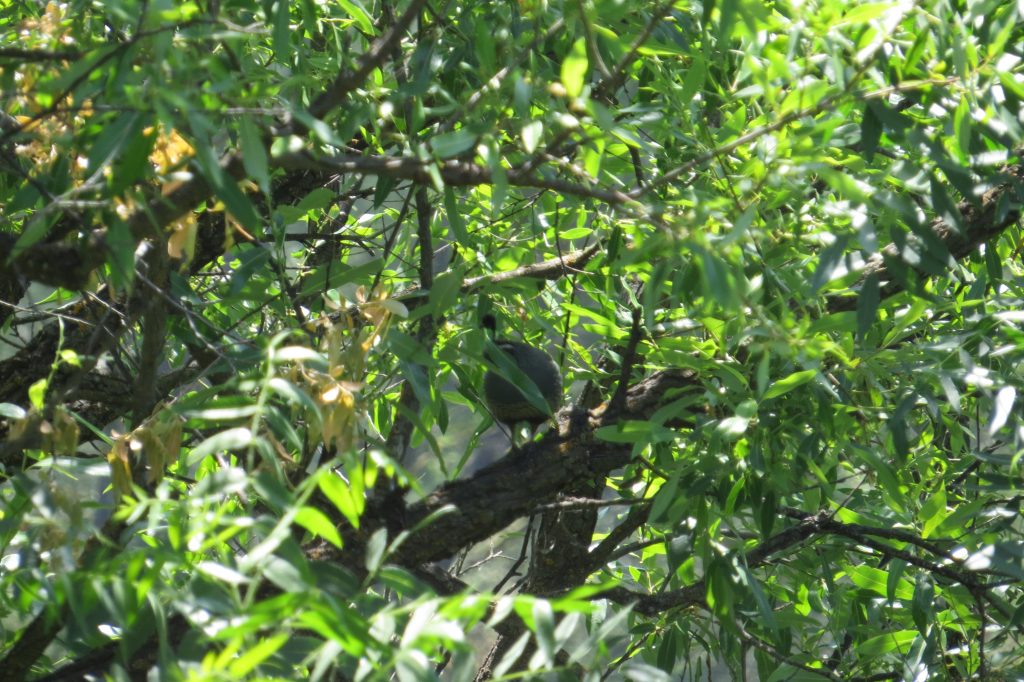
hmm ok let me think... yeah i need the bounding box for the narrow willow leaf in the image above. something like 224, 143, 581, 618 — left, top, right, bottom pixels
239, 117, 270, 194
295, 506, 343, 548
988, 385, 1016, 435
561, 38, 588, 99
521, 120, 543, 153
856, 272, 881, 340
763, 369, 817, 400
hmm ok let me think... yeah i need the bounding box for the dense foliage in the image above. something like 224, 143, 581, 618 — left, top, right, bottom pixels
2, 0, 1024, 679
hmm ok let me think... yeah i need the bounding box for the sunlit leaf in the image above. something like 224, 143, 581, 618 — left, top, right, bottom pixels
762, 370, 817, 400
295, 506, 344, 548
561, 38, 589, 99
988, 385, 1015, 435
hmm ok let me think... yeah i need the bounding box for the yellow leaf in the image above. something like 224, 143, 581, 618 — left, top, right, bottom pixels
108, 439, 133, 497
51, 407, 79, 456
167, 215, 198, 261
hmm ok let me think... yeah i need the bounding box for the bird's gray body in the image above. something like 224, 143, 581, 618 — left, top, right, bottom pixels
483, 340, 562, 427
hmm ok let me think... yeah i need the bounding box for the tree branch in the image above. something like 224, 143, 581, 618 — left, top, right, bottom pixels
308, 0, 430, 120
828, 157, 1024, 312
274, 152, 637, 207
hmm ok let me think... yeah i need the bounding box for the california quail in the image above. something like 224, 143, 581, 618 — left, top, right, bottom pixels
481, 313, 562, 432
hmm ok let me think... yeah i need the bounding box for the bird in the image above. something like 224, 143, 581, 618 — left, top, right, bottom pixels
481, 313, 563, 441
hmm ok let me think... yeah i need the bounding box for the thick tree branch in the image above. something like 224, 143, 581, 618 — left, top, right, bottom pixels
307, 370, 700, 570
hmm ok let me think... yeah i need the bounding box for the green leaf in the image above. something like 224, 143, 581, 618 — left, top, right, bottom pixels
847, 565, 913, 600
594, 421, 674, 444
649, 468, 681, 524
444, 186, 469, 245
186, 427, 254, 465
86, 112, 140, 173
298, 609, 367, 656
106, 219, 137, 293
559, 226, 591, 239
738, 562, 778, 634
718, 0, 738, 43
988, 385, 1015, 436
296, 187, 336, 213
267, 378, 321, 422
911, 574, 934, 633
856, 630, 917, 657
860, 103, 882, 162
998, 71, 1024, 99
289, 108, 348, 147
475, 19, 496, 74
337, 0, 375, 34
155, 1, 199, 20
110, 120, 155, 195
531, 599, 556, 664
963, 543, 1024, 580
655, 627, 679, 673
197, 561, 249, 585
810, 235, 849, 292
319, 471, 362, 529
856, 273, 880, 340
217, 179, 262, 232
9, 216, 53, 260
521, 120, 543, 153
239, 117, 270, 194
583, 137, 604, 178
680, 57, 706, 104
716, 415, 749, 439
928, 174, 964, 236
953, 96, 970, 162
561, 38, 589, 99
365, 528, 387, 574
885, 559, 907, 602
262, 556, 308, 592
851, 445, 903, 501
189, 117, 262, 231
187, 404, 260, 420
919, 485, 947, 539
295, 506, 343, 548
229, 633, 289, 676
28, 378, 47, 410
842, 2, 898, 24
636, 41, 690, 57
272, 0, 291, 63
431, 129, 477, 158
705, 559, 735, 619
427, 269, 464, 317
762, 370, 817, 400
0, 403, 26, 419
